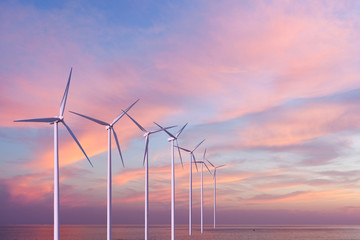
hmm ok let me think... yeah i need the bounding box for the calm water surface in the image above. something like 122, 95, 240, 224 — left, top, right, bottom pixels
1, 225, 360, 240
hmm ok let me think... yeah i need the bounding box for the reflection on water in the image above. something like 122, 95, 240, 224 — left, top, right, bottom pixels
1, 225, 360, 240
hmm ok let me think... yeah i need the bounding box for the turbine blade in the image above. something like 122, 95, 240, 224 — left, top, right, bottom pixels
175, 123, 188, 138
203, 149, 207, 161
217, 164, 226, 169
192, 139, 205, 152
69, 111, 109, 126
143, 135, 149, 166
177, 146, 191, 152
153, 122, 176, 139
203, 162, 212, 175
59, 68, 72, 117
112, 128, 125, 168
112, 99, 139, 126
192, 153, 198, 172
14, 117, 59, 123
176, 140, 183, 168
149, 125, 177, 134
123, 111, 147, 133
207, 159, 215, 168
62, 120, 93, 167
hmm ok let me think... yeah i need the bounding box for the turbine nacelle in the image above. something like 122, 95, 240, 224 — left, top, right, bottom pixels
50, 116, 63, 124
194, 160, 212, 174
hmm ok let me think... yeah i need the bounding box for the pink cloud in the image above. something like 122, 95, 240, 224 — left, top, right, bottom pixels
3, 173, 52, 204
2, 0, 360, 225
240, 101, 360, 147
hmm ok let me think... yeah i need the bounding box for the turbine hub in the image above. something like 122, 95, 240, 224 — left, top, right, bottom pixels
168, 137, 175, 142
56, 116, 63, 122
106, 125, 111, 130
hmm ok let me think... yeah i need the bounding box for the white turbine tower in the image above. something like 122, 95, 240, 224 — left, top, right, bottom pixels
121, 111, 175, 240
177, 139, 205, 235
206, 159, 225, 229
153, 122, 187, 240
194, 149, 212, 234
14, 68, 93, 240
69, 99, 138, 240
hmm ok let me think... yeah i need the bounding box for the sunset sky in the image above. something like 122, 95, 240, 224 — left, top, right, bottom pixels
1, 0, 360, 225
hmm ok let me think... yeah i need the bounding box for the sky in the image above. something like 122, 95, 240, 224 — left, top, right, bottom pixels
1, 0, 360, 225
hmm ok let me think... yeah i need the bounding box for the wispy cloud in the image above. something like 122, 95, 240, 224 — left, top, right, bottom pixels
2, 0, 360, 224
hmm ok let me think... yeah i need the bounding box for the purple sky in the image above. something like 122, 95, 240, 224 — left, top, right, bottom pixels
1, 0, 360, 225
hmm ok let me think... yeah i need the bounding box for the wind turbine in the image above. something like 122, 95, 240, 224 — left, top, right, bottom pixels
69, 99, 138, 240
153, 122, 187, 240
177, 139, 205, 235
194, 149, 212, 234
121, 111, 175, 240
206, 159, 225, 229
14, 68, 93, 240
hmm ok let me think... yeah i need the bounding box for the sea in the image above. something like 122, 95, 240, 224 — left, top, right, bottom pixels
0, 225, 360, 240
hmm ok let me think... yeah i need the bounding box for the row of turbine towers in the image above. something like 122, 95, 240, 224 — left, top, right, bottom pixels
14, 68, 225, 240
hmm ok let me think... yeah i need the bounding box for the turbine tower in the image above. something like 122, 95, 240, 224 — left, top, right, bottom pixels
206, 159, 225, 229
69, 99, 138, 240
177, 139, 205, 235
194, 149, 211, 234
122, 111, 175, 240
153, 122, 187, 240
14, 68, 93, 240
